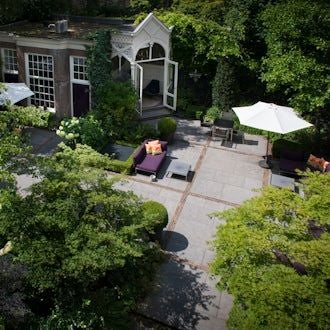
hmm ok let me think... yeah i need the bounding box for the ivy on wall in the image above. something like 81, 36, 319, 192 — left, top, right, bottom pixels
86, 29, 112, 105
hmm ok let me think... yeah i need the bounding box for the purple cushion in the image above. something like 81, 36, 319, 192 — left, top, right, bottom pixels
136, 152, 166, 173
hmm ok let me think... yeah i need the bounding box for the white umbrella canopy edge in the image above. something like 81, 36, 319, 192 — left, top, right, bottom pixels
0, 83, 34, 105
232, 102, 313, 134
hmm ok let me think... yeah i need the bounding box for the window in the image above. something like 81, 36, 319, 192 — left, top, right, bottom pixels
26, 54, 55, 109
3, 49, 18, 73
71, 57, 88, 82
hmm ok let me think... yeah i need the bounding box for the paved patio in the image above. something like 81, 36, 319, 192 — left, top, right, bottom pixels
115, 119, 269, 329
16, 120, 270, 329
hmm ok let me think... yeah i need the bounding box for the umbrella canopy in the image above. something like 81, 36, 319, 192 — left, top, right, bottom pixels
0, 83, 34, 106
232, 101, 313, 134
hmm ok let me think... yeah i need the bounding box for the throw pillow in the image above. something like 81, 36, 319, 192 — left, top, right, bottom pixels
324, 163, 330, 173
145, 143, 153, 154
307, 154, 325, 171
148, 139, 160, 145
151, 143, 162, 155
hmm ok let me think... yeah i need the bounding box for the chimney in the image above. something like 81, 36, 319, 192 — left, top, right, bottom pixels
55, 20, 68, 33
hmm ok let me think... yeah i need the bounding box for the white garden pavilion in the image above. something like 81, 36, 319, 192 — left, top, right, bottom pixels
111, 13, 178, 115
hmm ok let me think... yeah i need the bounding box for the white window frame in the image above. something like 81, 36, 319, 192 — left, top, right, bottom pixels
1, 48, 18, 80
70, 56, 90, 117
25, 53, 55, 111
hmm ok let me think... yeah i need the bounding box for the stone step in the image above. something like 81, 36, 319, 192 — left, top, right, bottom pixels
140, 107, 175, 121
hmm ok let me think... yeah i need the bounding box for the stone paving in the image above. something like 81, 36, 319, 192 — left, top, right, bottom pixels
116, 119, 269, 329
16, 120, 270, 330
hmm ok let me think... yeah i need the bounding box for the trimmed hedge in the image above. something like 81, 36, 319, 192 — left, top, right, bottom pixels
141, 201, 169, 244
105, 155, 134, 175
272, 138, 308, 159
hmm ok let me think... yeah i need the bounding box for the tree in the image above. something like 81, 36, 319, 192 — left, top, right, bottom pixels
211, 171, 330, 329
260, 0, 330, 120
154, 11, 239, 74
0, 144, 163, 327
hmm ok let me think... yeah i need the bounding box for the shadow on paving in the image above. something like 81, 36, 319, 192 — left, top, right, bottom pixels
23, 127, 62, 155
137, 259, 216, 330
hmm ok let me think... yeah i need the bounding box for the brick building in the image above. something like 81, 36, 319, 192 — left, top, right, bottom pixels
0, 13, 178, 118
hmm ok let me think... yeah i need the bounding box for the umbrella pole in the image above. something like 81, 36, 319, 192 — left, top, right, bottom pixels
259, 131, 271, 169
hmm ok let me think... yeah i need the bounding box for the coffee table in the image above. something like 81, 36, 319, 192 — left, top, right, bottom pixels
270, 174, 295, 191
166, 160, 191, 181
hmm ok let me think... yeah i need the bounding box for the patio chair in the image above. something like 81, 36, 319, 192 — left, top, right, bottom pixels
212, 126, 229, 141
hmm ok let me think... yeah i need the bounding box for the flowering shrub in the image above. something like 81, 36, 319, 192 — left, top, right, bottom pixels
56, 115, 106, 151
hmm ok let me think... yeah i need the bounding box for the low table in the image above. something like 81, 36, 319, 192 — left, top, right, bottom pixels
166, 160, 191, 181
270, 174, 295, 191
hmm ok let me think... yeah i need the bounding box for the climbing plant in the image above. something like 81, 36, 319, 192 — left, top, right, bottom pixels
86, 29, 112, 104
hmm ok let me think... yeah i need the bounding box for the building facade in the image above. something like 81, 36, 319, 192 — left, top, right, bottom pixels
0, 13, 178, 118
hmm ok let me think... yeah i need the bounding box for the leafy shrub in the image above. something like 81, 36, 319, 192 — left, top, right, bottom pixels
157, 117, 177, 137
203, 106, 220, 124
95, 81, 138, 140
55, 143, 112, 169
9, 105, 52, 128
56, 115, 106, 151
122, 123, 159, 144
141, 201, 169, 243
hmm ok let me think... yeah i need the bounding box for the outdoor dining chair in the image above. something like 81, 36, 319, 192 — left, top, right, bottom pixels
212, 126, 229, 141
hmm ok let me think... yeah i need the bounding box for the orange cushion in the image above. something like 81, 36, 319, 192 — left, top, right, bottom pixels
307, 154, 325, 171
148, 139, 160, 145
151, 143, 162, 155
145, 143, 153, 154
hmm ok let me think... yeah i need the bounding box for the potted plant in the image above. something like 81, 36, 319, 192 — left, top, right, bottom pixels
157, 117, 177, 144
202, 106, 220, 127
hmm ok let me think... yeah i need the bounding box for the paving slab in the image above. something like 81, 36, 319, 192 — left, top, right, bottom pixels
138, 259, 231, 330
165, 196, 227, 267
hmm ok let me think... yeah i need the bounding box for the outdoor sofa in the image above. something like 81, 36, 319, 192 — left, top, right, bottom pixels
279, 149, 330, 176
279, 149, 307, 176
133, 139, 168, 176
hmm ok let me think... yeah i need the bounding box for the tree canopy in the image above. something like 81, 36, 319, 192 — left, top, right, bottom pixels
0, 143, 164, 327
211, 171, 330, 329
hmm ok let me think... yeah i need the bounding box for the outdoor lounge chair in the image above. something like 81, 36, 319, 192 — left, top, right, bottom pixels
143, 79, 160, 96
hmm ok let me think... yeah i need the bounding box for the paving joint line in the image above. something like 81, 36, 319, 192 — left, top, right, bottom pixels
188, 192, 239, 207
163, 136, 212, 247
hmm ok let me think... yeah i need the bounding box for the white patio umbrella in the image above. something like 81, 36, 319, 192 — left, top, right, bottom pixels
232, 101, 313, 168
0, 83, 34, 106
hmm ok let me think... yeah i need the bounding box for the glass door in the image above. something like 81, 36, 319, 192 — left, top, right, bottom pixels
163, 59, 178, 110
135, 63, 143, 115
